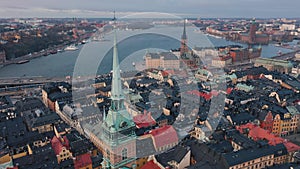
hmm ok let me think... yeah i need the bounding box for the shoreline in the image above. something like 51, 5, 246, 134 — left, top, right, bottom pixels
0, 33, 93, 67
0, 43, 71, 67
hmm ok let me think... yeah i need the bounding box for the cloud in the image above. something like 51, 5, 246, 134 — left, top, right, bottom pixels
0, 0, 299, 18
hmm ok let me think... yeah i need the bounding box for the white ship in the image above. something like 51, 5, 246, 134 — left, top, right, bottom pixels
64, 45, 78, 51
81, 39, 89, 44
91, 35, 105, 42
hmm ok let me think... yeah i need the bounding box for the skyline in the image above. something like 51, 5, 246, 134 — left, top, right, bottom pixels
1, 0, 300, 18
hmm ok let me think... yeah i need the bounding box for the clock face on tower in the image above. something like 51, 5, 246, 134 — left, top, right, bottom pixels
120, 121, 128, 128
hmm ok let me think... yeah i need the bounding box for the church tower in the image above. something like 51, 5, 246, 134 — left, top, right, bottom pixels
180, 19, 189, 57
100, 14, 137, 169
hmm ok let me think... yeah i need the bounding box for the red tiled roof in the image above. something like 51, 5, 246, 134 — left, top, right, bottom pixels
259, 74, 265, 79
237, 123, 300, 152
283, 142, 300, 152
226, 88, 233, 94
186, 90, 214, 100
161, 70, 169, 77
74, 153, 92, 169
211, 90, 219, 96
164, 70, 175, 75
7, 167, 18, 169
141, 160, 161, 169
133, 112, 156, 128
236, 123, 282, 145
51, 136, 69, 155
149, 125, 178, 149
249, 126, 284, 145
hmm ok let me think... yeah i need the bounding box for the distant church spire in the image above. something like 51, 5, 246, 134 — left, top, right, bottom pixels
113, 11, 116, 22
181, 19, 187, 40
180, 19, 188, 57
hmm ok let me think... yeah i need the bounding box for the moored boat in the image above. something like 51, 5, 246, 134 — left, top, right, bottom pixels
50, 50, 58, 54
65, 45, 78, 51
16, 60, 30, 64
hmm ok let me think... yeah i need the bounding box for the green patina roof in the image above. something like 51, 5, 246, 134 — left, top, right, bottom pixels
196, 69, 212, 76
236, 83, 254, 92
255, 58, 293, 68
226, 73, 237, 80
286, 106, 300, 116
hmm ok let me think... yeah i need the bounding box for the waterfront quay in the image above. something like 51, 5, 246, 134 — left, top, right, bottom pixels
0, 76, 68, 86
0, 76, 68, 96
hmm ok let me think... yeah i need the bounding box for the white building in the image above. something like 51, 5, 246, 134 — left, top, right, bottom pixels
280, 24, 296, 31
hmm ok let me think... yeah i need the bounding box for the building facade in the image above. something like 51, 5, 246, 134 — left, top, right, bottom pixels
145, 52, 180, 70
254, 58, 293, 73
239, 19, 269, 45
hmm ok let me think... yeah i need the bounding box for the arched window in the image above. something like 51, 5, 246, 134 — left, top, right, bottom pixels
122, 148, 127, 160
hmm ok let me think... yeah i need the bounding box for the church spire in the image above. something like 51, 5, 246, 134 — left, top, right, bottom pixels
110, 13, 125, 109
100, 12, 137, 168
113, 11, 116, 22
181, 19, 187, 40
180, 19, 188, 57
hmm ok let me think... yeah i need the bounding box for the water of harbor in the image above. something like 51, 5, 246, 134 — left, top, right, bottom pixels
0, 25, 294, 78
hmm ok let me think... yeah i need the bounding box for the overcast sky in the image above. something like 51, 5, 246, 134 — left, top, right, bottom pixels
1, 0, 299, 18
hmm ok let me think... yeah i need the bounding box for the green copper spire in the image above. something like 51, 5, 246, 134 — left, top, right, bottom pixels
100, 12, 137, 169
101, 19, 135, 135
111, 29, 125, 103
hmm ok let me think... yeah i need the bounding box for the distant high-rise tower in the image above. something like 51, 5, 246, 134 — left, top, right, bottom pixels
100, 16, 137, 169
180, 19, 189, 57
